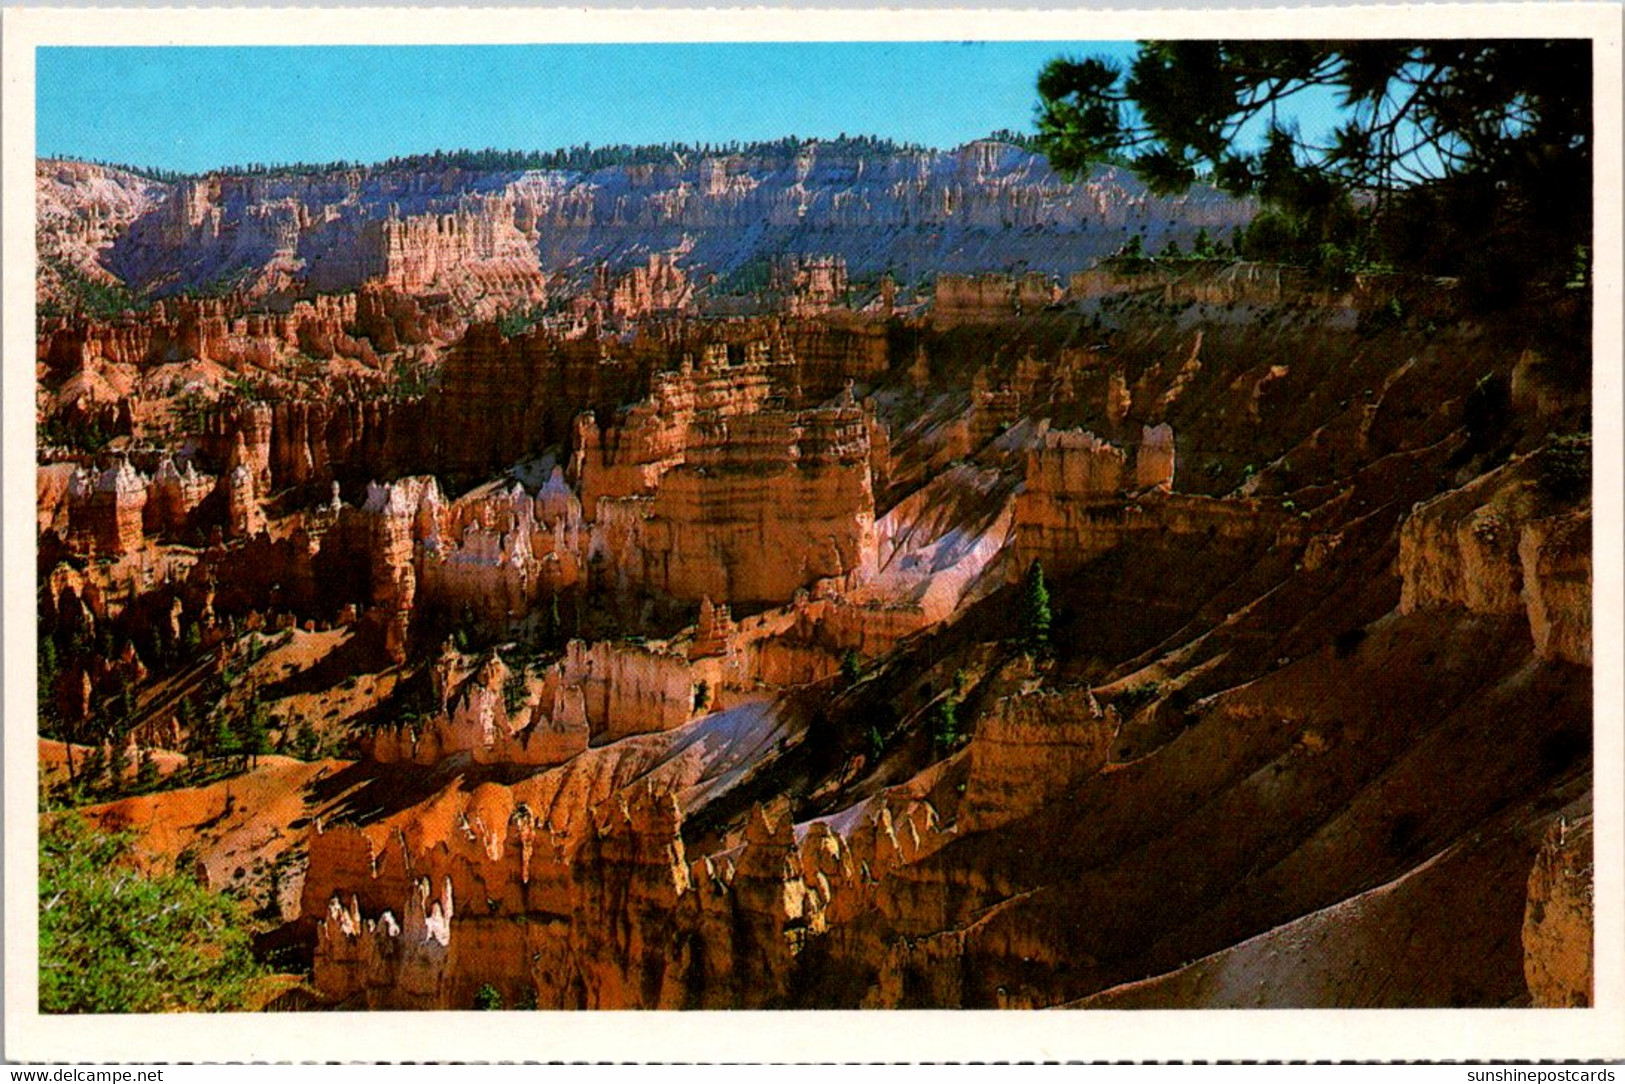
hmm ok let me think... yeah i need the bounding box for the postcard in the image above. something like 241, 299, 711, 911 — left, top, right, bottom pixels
4, 3, 1622, 1063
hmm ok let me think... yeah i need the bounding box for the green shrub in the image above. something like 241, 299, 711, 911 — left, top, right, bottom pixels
386, 360, 431, 400
39, 814, 268, 1012
1113, 681, 1163, 714
495, 303, 548, 339
1192, 227, 1216, 259
40, 261, 149, 321
38, 414, 113, 453
1357, 296, 1406, 336
504, 668, 528, 715
135, 749, 159, 790
866, 725, 886, 763
1538, 433, 1591, 502
931, 695, 960, 754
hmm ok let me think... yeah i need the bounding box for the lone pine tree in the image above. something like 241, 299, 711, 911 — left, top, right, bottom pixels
1022, 560, 1053, 652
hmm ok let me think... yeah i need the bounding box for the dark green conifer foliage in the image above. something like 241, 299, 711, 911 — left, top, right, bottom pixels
39, 814, 267, 1012
135, 748, 158, 790
932, 694, 960, 755
1034, 41, 1591, 288
1022, 560, 1053, 653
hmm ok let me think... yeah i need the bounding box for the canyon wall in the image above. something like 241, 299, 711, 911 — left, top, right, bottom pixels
1068, 261, 1416, 311
934, 271, 1062, 323
960, 685, 1115, 832
1008, 422, 1250, 577
37, 160, 165, 305
40, 145, 1255, 314
105, 169, 547, 315
596, 403, 877, 608
1398, 453, 1592, 666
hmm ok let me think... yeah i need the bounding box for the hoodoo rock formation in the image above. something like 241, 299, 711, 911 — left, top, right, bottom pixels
35, 147, 1593, 1015
65, 459, 148, 556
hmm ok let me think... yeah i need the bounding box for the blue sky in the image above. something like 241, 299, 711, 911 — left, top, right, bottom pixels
38, 42, 1142, 173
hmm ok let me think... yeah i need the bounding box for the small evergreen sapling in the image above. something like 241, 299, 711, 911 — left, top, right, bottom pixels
1022, 560, 1053, 653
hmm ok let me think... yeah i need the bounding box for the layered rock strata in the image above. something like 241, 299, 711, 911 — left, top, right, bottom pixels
110, 170, 547, 313
593, 403, 877, 607
960, 686, 1115, 832
39, 144, 1255, 316
1008, 422, 1244, 577
1398, 454, 1592, 665
36, 161, 165, 305
934, 272, 1062, 324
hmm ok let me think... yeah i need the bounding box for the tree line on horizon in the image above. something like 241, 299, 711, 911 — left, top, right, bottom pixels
51, 131, 1073, 185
